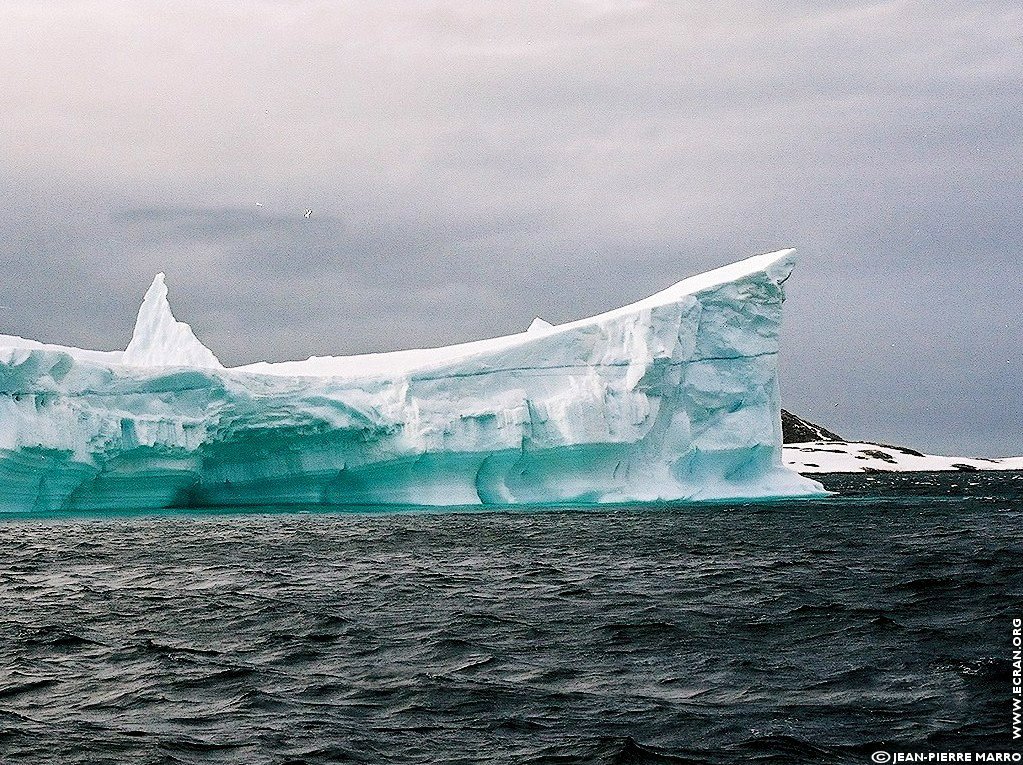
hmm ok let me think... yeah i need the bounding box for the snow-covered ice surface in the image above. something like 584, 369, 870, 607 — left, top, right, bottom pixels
0, 249, 827, 513
785, 441, 1023, 474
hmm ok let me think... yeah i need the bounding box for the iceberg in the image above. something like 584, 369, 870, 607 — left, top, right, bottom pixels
0, 249, 825, 513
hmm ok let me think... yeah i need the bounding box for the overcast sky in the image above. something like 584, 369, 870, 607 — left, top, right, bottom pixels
1, 1, 1020, 456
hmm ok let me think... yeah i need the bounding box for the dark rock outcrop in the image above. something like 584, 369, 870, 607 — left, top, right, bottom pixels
781, 409, 844, 443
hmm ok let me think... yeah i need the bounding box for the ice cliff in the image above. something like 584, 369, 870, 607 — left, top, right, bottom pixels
0, 249, 825, 512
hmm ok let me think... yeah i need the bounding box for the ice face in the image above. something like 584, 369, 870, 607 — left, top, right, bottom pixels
0, 250, 826, 512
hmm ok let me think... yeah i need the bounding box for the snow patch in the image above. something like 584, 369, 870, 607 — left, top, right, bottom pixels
784, 441, 1023, 473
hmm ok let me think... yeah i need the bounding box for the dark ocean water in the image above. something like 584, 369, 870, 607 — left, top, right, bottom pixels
1, 472, 1022, 765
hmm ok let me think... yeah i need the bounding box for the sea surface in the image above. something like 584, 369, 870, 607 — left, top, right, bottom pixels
1, 472, 1022, 764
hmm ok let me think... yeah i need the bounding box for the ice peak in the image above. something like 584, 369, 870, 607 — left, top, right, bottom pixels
527, 317, 554, 333
122, 273, 222, 369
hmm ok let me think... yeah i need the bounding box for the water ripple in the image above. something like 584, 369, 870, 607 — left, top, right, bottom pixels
0, 471, 1021, 763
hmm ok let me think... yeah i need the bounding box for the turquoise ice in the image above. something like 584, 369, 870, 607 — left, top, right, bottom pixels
0, 250, 825, 512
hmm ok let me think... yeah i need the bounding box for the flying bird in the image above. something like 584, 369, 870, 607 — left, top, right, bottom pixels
304, 209, 313, 219
256, 202, 263, 207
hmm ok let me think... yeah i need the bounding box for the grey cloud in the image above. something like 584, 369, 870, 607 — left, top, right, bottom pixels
0, 1, 1020, 455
